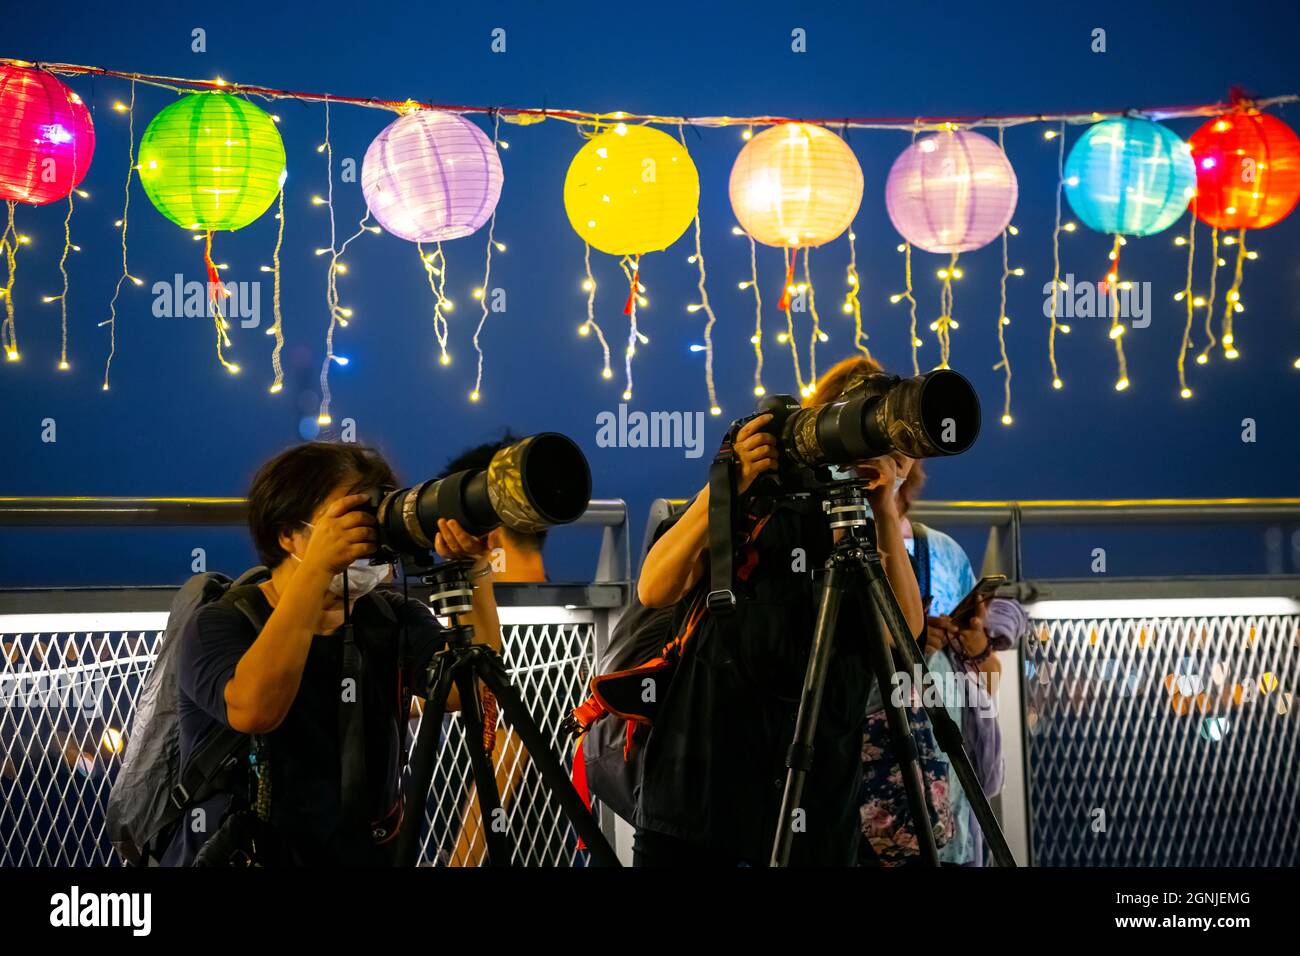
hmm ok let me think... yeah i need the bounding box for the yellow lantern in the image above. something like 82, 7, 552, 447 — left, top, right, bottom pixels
563, 124, 699, 256
729, 122, 863, 248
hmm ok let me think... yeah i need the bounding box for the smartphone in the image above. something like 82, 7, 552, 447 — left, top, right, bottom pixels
947, 574, 1008, 622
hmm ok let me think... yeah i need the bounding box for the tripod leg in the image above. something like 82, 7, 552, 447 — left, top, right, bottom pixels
770, 558, 849, 867
884, 622, 1018, 867
855, 583, 942, 867
861, 561, 1018, 869
395, 652, 457, 867
454, 666, 513, 867
474, 650, 622, 867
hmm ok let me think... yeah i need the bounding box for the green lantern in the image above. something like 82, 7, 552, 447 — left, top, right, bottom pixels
138, 92, 286, 231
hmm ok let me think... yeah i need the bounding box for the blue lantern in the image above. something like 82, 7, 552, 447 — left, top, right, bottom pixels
1063, 118, 1195, 236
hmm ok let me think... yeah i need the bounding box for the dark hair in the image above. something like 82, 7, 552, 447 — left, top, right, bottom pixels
438, 432, 546, 550
247, 442, 398, 568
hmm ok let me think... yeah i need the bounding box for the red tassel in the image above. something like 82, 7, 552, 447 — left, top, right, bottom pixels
776, 252, 796, 311
623, 264, 640, 316
203, 231, 225, 307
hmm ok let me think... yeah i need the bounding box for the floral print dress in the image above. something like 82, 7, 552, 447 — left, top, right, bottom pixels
858, 527, 978, 865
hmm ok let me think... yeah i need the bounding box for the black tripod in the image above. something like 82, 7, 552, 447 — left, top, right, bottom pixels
394, 559, 620, 867
770, 483, 1017, 868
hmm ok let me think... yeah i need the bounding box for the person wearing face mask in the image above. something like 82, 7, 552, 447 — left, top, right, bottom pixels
163, 441, 499, 866
632, 357, 925, 866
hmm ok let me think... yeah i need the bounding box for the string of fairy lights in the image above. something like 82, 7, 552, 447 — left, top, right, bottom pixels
2, 55, 1299, 431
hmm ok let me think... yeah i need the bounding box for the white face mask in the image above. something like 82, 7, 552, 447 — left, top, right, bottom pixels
293, 523, 390, 599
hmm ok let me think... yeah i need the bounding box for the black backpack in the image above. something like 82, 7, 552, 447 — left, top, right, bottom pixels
572, 593, 681, 822
572, 517, 935, 826
106, 568, 269, 865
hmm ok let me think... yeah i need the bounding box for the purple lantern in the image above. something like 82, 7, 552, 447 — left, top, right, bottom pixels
361, 111, 503, 243
885, 130, 1017, 253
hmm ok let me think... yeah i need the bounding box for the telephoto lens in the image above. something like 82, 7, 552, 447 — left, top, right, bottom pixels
371, 432, 592, 557
761, 367, 981, 468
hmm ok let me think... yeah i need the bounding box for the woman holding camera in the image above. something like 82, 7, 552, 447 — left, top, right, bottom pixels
635, 358, 925, 866
165, 442, 499, 866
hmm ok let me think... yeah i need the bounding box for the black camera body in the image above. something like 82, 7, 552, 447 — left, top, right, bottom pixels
728, 368, 982, 494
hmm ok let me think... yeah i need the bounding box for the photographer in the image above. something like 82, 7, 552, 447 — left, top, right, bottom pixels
634, 360, 924, 867
163, 442, 499, 866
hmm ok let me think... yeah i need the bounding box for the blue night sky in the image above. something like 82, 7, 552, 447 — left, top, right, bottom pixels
2, 0, 1298, 586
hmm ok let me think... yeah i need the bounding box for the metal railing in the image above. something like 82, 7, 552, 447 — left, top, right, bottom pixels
0, 497, 631, 867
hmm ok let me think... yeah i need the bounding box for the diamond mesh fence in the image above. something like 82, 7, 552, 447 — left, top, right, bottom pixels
0, 619, 599, 867
1023, 610, 1300, 866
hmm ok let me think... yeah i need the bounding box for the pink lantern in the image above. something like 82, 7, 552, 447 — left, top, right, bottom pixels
361, 111, 503, 243
885, 130, 1017, 253
0, 64, 95, 205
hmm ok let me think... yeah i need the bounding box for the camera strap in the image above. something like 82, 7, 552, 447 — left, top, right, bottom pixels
339, 578, 369, 832
910, 522, 932, 610
706, 438, 738, 615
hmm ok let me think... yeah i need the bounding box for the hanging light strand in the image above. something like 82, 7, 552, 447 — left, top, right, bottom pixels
316, 99, 377, 423
903, 240, 920, 375
1106, 234, 1130, 391
843, 225, 871, 361
101, 79, 140, 391
54, 185, 76, 370
803, 247, 824, 385
930, 251, 960, 369
420, 242, 452, 361
619, 254, 647, 401
470, 112, 503, 404
746, 232, 765, 395
677, 124, 721, 415
1219, 228, 1248, 360
1047, 121, 1066, 390
779, 246, 807, 395
1176, 198, 1197, 398
579, 243, 613, 381
203, 230, 239, 374
1, 202, 18, 361
995, 130, 1014, 425
267, 186, 286, 393
1196, 227, 1221, 366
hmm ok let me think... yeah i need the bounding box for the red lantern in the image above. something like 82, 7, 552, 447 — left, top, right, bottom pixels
0, 64, 95, 205
1188, 111, 1300, 230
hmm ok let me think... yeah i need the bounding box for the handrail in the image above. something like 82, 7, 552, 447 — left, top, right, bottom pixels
642, 497, 1300, 580
0, 496, 632, 587
0, 496, 628, 528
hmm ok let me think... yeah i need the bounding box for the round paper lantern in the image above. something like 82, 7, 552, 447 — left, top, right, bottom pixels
0, 65, 95, 205
1064, 118, 1195, 237
729, 122, 862, 248
884, 130, 1017, 253
1188, 111, 1300, 230
137, 93, 286, 231
564, 124, 699, 256
361, 111, 503, 243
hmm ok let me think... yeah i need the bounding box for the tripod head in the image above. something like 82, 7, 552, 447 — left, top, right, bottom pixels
819, 479, 877, 542
420, 557, 477, 645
